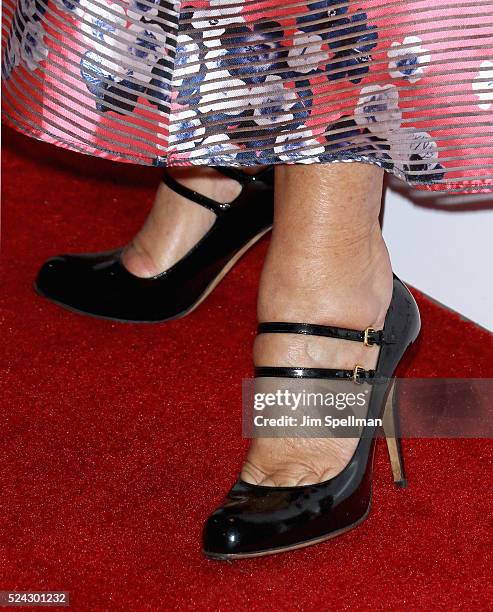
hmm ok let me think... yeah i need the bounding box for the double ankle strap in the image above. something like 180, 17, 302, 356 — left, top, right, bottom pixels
162, 166, 274, 216
255, 321, 391, 384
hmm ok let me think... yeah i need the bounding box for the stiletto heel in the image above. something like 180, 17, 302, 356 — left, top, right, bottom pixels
382, 380, 407, 488
203, 275, 420, 559
34, 166, 274, 322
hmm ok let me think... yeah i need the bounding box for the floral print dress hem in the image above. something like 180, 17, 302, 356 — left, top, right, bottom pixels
2, 0, 493, 193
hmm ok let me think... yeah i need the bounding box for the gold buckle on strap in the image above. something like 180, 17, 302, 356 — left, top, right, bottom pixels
363, 327, 376, 346
353, 365, 365, 383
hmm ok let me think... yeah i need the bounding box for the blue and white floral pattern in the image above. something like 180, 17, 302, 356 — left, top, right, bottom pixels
170, 109, 206, 151
354, 84, 402, 136
323, 79, 445, 186
127, 0, 160, 21
286, 32, 326, 75
274, 130, 325, 162
388, 36, 430, 84
2, 34, 20, 80
55, 0, 82, 14
218, 22, 287, 86
389, 130, 445, 183
189, 133, 242, 164
19, 19, 48, 70
167, 1, 383, 166
2, 0, 48, 78
19, 0, 40, 19
76, 0, 172, 114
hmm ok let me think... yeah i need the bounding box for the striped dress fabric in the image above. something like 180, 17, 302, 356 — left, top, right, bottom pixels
2, 0, 493, 192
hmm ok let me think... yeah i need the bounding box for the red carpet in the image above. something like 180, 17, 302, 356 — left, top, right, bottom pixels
2, 128, 493, 610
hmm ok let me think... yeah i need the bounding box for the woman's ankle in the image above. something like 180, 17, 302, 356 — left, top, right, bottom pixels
257, 227, 393, 329
122, 167, 241, 278
253, 225, 393, 371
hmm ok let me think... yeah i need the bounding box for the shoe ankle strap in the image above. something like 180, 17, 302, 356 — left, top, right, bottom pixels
257, 322, 388, 346
162, 166, 273, 215
214, 166, 274, 186
162, 169, 230, 215
255, 321, 389, 384
255, 365, 377, 384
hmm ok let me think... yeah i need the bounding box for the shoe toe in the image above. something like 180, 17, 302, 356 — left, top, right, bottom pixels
35, 249, 123, 314
203, 510, 248, 558
35, 253, 107, 312
35, 256, 74, 301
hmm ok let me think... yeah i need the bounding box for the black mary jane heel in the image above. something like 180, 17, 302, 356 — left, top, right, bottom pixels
203, 275, 420, 559
35, 166, 274, 322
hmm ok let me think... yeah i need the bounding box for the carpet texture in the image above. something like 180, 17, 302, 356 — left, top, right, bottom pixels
1, 128, 493, 610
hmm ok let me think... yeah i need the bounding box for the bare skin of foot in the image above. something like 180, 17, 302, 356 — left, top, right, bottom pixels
122, 167, 253, 278
240, 163, 394, 487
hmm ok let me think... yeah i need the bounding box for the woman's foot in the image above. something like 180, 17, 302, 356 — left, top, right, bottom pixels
122, 167, 245, 278
243, 248, 392, 486
241, 163, 393, 487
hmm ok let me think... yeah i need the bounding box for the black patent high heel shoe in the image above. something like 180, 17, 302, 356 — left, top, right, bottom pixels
35, 166, 274, 322
203, 275, 420, 559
